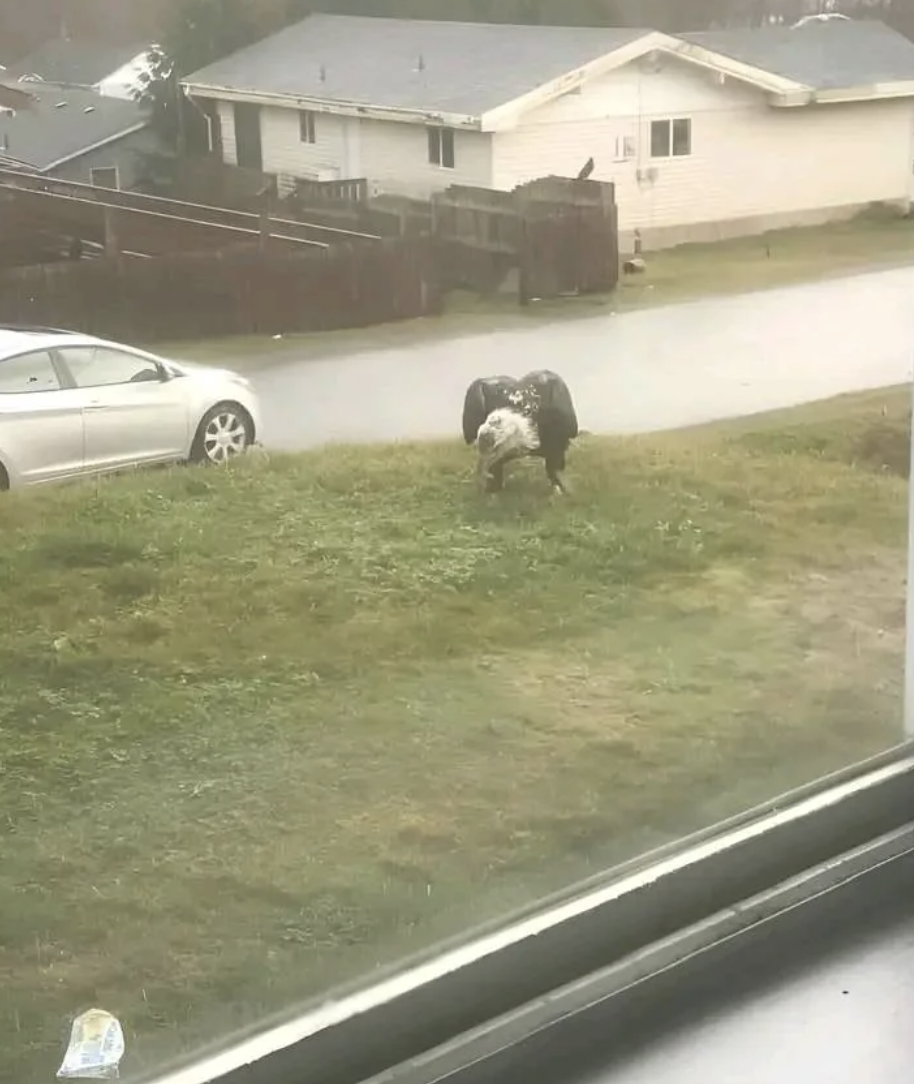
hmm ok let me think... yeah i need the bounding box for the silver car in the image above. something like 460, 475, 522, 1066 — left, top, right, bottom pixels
0, 325, 263, 490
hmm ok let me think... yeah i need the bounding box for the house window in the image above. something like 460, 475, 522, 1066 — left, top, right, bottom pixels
90, 166, 120, 189
650, 118, 691, 159
614, 135, 636, 161
299, 110, 316, 144
428, 126, 455, 169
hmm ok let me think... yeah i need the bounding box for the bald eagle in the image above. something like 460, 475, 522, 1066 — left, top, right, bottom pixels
461, 369, 579, 495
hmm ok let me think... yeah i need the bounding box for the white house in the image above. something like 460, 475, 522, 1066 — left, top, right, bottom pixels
182, 15, 914, 248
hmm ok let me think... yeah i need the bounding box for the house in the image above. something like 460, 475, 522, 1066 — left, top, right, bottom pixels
0, 82, 37, 112
181, 14, 914, 248
3, 36, 157, 101
0, 82, 157, 188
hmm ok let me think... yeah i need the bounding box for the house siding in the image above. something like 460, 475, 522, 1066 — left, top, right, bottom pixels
492, 58, 914, 247
51, 127, 161, 190
218, 100, 237, 165
357, 117, 492, 197
214, 100, 493, 196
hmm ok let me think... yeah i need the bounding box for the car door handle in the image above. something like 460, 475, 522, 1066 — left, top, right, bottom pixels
84, 402, 105, 412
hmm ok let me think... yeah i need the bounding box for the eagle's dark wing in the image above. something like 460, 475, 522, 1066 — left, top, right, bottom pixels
520, 370, 579, 442
462, 375, 516, 444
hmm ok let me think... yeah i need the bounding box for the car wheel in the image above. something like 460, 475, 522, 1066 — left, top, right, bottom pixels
189, 402, 254, 466
0, 461, 9, 492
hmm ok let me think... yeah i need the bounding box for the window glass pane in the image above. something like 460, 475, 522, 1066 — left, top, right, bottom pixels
441, 128, 455, 169
90, 166, 119, 189
60, 346, 161, 388
650, 119, 670, 157
0, 350, 59, 393
300, 110, 315, 143
2, 20, 909, 1083
672, 118, 692, 156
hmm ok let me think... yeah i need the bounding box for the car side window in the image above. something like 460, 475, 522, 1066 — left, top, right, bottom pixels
0, 350, 61, 394
58, 346, 162, 389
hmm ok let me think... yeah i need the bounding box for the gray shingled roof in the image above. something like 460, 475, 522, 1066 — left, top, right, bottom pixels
5, 38, 148, 88
682, 18, 914, 90
0, 83, 148, 171
183, 14, 651, 116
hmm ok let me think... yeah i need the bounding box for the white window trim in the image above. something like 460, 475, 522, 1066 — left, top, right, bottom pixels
90, 164, 121, 189
427, 125, 456, 170
649, 116, 692, 159
614, 134, 636, 162
299, 109, 316, 145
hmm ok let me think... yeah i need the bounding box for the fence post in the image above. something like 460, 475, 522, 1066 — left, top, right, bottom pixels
258, 208, 271, 254
103, 207, 120, 258
257, 184, 272, 254
518, 209, 530, 307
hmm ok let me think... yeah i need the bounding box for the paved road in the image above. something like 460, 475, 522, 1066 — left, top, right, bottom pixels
249, 266, 914, 450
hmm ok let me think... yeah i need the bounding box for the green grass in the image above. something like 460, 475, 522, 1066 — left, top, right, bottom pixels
1, 388, 910, 1082
614, 205, 914, 308
160, 208, 914, 370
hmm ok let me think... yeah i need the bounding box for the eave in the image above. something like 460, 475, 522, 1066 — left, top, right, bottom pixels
181, 82, 482, 130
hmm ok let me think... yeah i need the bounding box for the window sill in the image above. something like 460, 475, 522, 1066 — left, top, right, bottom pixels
379, 822, 914, 1084
140, 742, 914, 1084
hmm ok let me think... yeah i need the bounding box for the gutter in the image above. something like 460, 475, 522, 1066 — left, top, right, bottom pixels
181, 82, 481, 130
813, 80, 914, 103
768, 80, 914, 108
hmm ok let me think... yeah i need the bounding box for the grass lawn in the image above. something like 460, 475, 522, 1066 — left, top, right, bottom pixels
610, 205, 914, 308
159, 209, 914, 369
1, 388, 910, 1081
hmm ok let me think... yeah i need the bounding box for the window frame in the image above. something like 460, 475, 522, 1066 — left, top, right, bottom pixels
650, 117, 692, 159
299, 110, 316, 145
53, 343, 165, 390
0, 348, 65, 394
90, 165, 120, 189
427, 126, 456, 170
142, 740, 914, 1084
614, 134, 636, 162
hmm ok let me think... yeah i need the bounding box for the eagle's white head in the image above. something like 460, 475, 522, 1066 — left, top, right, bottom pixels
475, 409, 539, 487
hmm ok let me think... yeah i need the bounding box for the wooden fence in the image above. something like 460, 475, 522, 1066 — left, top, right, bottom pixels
516, 177, 620, 302
295, 178, 369, 204
428, 177, 619, 299
0, 169, 383, 258
135, 162, 620, 303
0, 237, 442, 342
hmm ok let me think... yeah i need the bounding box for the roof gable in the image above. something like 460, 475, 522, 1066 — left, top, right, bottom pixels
681, 18, 914, 91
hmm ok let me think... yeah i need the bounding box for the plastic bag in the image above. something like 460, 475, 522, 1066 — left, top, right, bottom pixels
57, 1008, 125, 1080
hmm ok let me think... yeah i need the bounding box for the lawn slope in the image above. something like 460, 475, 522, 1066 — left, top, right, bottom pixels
0, 387, 908, 1081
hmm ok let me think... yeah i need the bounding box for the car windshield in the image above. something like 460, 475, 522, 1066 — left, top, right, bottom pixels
0, 5, 912, 1083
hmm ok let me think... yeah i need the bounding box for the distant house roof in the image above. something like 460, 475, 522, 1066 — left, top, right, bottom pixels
4, 37, 149, 88
182, 14, 914, 125
0, 82, 37, 111
0, 83, 148, 172
182, 14, 652, 117
681, 18, 914, 90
